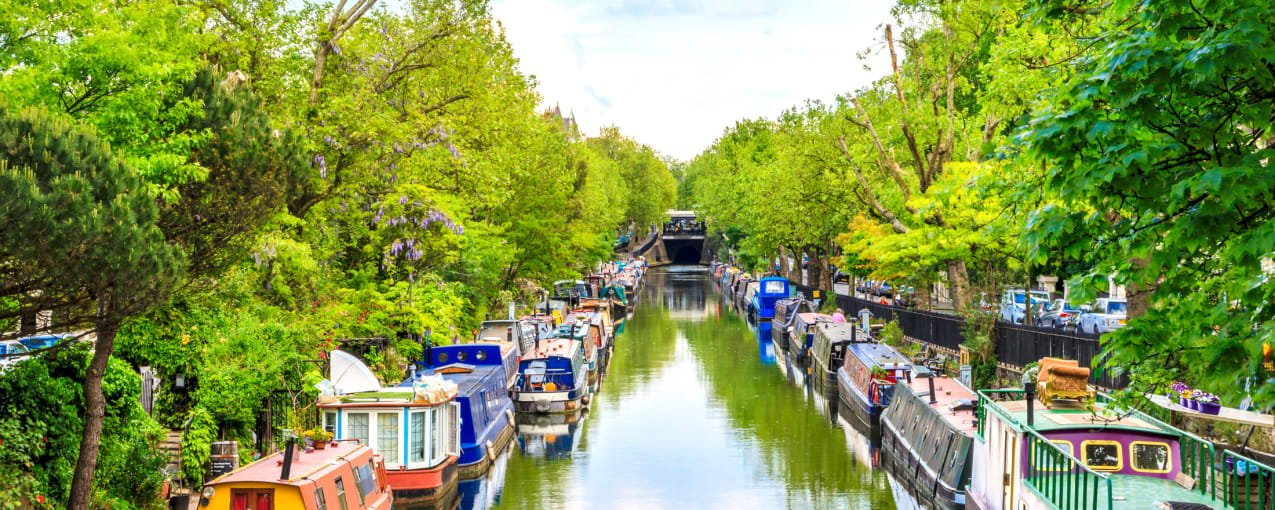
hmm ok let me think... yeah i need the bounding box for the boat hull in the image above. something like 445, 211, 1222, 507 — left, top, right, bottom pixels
836, 368, 882, 439
880, 415, 965, 510
457, 417, 516, 480
514, 385, 590, 414
387, 456, 460, 502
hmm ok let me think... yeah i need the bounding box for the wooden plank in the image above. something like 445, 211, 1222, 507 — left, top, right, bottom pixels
1147, 394, 1275, 428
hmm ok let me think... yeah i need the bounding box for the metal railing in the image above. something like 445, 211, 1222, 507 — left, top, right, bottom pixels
1023, 426, 1113, 510
1093, 393, 1216, 496
1221, 450, 1274, 509
975, 389, 1024, 439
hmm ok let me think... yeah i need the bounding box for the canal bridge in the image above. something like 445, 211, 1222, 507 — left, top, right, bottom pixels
630, 210, 709, 265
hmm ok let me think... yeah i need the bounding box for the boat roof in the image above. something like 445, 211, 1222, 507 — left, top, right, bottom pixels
397, 363, 502, 395
523, 338, 580, 360
846, 342, 911, 369
210, 441, 374, 488
813, 322, 862, 342
990, 398, 1181, 437
795, 312, 833, 324
902, 373, 977, 436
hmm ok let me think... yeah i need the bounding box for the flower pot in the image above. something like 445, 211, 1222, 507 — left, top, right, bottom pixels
1199, 402, 1222, 415
1179, 396, 1190, 407
313, 440, 327, 450
1188, 399, 1199, 411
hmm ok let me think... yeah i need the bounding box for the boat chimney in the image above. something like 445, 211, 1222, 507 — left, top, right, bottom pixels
279, 438, 296, 480
927, 370, 938, 404
1024, 381, 1037, 427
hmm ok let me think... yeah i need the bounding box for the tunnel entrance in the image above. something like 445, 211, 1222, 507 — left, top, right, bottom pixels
672, 245, 701, 265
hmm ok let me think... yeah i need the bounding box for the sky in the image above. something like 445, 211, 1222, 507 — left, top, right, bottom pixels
490, 0, 897, 160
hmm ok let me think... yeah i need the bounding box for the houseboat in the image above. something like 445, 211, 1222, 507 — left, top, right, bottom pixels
198, 441, 392, 510
577, 298, 616, 340
736, 279, 758, 311
787, 312, 833, 363
520, 314, 557, 341
771, 296, 814, 350
748, 276, 791, 322
836, 342, 912, 438
880, 366, 977, 510
968, 357, 1237, 510
403, 343, 516, 479
512, 337, 590, 414
809, 322, 861, 398
318, 351, 460, 503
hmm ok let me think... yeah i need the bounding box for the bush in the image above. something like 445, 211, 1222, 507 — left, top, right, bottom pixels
180, 407, 217, 487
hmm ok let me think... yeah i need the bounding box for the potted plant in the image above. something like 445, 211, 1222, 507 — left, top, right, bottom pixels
1188, 390, 1204, 410
1171, 382, 1190, 405
1198, 393, 1222, 415
303, 427, 334, 449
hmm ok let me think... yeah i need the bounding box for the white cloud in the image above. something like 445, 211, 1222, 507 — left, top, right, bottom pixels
492, 0, 896, 160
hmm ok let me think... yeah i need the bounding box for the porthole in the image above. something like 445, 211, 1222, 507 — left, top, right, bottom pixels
476, 350, 487, 361
457, 351, 467, 361
438, 352, 449, 363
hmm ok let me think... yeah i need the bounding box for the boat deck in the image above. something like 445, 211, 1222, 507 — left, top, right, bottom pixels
901, 374, 977, 435
1029, 473, 1224, 509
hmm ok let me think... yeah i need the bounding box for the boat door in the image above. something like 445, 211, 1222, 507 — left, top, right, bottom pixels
230, 489, 274, 510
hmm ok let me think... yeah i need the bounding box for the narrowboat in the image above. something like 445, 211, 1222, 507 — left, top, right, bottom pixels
787, 312, 833, 363
198, 441, 392, 510
809, 322, 861, 398
472, 319, 536, 390
578, 298, 616, 340
880, 367, 977, 510
520, 314, 557, 340
553, 279, 590, 298
735, 279, 758, 311
771, 296, 814, 350
513, 336, 590, 414
968, 357, 1233, 510
729, 275, 753, 306
550, 319, 601, 391
318, 351, 460, 503
748, 276, 791, 322
404, 343, 516, 479
835, 342, 912, 438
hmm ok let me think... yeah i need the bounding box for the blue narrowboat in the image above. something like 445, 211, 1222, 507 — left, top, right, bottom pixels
515, 408, 589, 460
513, 337, 590, 414
748, 276, 790, 322
836, 342, 912, 438
403, 343, 516, 479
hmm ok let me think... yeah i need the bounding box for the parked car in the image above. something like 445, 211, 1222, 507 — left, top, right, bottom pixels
1036, 299, 1081, 328
0, 340, 32, 369
18, 334, 73, 351
999, 289, 1051, 324
1077, 298, 1128, 334
832, 270, 851, 284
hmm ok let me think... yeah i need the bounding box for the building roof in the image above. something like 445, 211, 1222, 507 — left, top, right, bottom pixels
210, 441, 374, 488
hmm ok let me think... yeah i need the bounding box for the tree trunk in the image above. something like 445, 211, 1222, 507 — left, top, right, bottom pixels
1126, 256, 1152, 320
67, 318, 119, 510
919, 279, 933, 311
806, 251, 822, 292
946, 259, 970, 311
779, 246, 791, 280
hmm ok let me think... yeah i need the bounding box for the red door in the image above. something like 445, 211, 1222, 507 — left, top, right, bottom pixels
231, 489, 274, 510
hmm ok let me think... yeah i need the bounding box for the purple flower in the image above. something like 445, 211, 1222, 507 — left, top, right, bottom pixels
399, 195, 407, 205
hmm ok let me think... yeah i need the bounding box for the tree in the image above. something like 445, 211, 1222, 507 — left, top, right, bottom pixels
1021, 0, 1275, 406
0, 106, 186, 509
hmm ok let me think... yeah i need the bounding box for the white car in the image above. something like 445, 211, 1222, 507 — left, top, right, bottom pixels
999, 289, 1051, 324
1077, 298, 1129, 334
0, 340, 31, 369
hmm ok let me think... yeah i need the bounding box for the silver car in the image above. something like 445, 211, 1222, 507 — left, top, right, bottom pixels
1037, 299, 1082, 329
1000, 289, 1051, 324
1077, 298, 1128, 334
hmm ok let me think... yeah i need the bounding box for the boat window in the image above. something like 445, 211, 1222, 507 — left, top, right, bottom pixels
427, 408, 439, 463
334, 477, 350, 510
315, 488, 328, 510
351, 464, 366, 506
1130, 441, 1171, 473
410, 411, 427, 464
1031, 440, 1074, 472
1082, 440, 1123, 471
324, 411, 337, 432
457, 351, 467, 362
476, 349, 487, 361
764, 280, 786, 294
364, 461, 378, 494
347, 413, 369, 446
376, 413, 400, 464
433, 406, 447, 463
438, 352, 449, 363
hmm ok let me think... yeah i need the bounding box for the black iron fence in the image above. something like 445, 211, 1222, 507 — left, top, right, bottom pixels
787, 278, 1126, 389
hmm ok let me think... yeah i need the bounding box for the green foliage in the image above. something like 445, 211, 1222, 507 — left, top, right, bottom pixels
0, 347, 166, 508
180, 407, 217, 487
879, 321, 904, 348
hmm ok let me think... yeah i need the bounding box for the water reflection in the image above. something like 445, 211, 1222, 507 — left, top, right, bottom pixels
462, 266, 894, 509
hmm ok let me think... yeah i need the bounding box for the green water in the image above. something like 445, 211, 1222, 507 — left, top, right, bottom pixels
469, 266, 899, 509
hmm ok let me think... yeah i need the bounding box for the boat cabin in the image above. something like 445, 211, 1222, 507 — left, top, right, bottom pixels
842, 342, 912, 407
771, 297, 815, 347
200, 442, 391, 510
750, 276, 791, 321
474, 320, 536, 358
789, 312, 834, 358
514, 338, 590, 413
402, 345, 515, 476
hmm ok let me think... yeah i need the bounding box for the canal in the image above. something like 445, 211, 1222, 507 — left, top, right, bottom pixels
457, 266, 905, 509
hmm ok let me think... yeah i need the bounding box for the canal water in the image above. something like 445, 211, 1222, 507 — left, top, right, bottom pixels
457, 266, 908, 509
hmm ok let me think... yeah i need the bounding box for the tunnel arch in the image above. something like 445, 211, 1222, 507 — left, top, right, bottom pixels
672, 245, 701, 265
